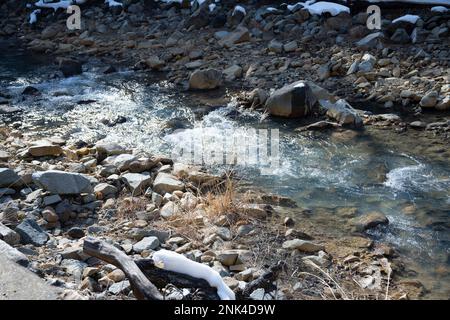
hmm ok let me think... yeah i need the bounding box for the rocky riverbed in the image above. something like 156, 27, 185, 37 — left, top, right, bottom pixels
0, 0, 449, 300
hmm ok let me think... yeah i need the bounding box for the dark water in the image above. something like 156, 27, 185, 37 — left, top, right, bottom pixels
0, 41, 449, 299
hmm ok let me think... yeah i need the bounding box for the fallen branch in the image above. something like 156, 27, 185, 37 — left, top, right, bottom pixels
135, 259, 220, 300
238, 261, 286, 299
83, 237, 162, 300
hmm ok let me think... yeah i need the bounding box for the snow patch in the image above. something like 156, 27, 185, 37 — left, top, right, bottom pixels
431, 6, 449, 12
29, 9, 41, 24
152, 249, 235, 300
233, 5, 246, 16
392, 14, 420, 24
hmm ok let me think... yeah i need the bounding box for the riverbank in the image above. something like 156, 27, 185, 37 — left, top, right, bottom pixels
0, 0, 449, 300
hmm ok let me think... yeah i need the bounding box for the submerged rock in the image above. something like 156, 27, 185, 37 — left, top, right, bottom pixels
351, 212, 389, 232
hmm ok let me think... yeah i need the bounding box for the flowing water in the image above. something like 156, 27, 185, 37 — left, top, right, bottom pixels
1, 42, 449, 299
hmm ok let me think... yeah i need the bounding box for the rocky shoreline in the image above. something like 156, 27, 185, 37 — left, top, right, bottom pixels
0, 0, 449, 300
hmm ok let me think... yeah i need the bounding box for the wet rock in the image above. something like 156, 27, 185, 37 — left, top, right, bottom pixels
121, 173, 152, 196
0, 168, 20, 187
188, 69, 223, 90
351, 212, 389, 232
282, 239, 324, 253
0, 239, 29, 266
265, 81, 317, 118
15, 219, 48, 246
22, 86, 40, 96
320, 99, 363, 128
133, 236, 160, 253
32, 170, 92, 195
153, 172, 184, 195
59, 58, 83, 77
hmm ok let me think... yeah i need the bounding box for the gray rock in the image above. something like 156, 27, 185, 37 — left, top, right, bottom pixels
351, 212, 389, 232
420, 91, 438, 108
42, 194, 62, 206
0, 188, 15, 196
189, 69, 223, 90
32, 170, 92, 195
28, 140, 62, 157
265, 81, 317, 118
320, 99, 363, 128
93, 183, 118, 198
160, 201, 181, 218
356, 32, 384, 49
67, 227, 85, 239
0, 222, 20, 245
268, 39, 283, 53
0, 239, 29, 266
108, 280, 131, 295
391, 28, 410, 43
282, 239, 324, 253
15, 219, 48, 246
0, 150, 10, 161
218, 27, 250, 48
0, 168, 20, 188
121, 172, 152, 196
102, 154, 137, 171
59, 58, 82, 77
133, 236, 160, 253
95, 142, 128, 157
153, 172, 184, 195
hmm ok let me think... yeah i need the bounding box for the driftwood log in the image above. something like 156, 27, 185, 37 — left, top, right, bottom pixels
84, 238, 285, 300
83, 238, 163, 300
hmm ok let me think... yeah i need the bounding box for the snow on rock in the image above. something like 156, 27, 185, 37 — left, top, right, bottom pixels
291, 1, 350, 17
105, 0, 122, 7
349, 0, 450, 5
152, 249, 235, 300
34, 0, 88, 11
392, 14, 421, 24
233, 5, 246, 16
29, 9, 41, 24
431, 6, 449, 12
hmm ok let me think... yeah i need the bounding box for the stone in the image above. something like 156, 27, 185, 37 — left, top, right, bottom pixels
153, 172, 184, 195
103, 154, 137, 171
0, 150, 10, 161
160, 201, 181, 218
121, 173, 152, 196
108, 280, 131, 295
42, 194, 62, 206
420, 91, 439, 108
0, 168, 20, 187
95, 142, 128, 157
265, 81, 317, 118
28, 140, 62, 157
320, 99, 363, 128
15, 219, 48, 246
188, 69, 223, 90
436, 96, 450, 111
218, 27, 250, 48
351, 212, 389, 232
391, 28, 410, 43
32, 170, 92, 195
268, 39, 283, 53
282, 239, 324, 253
145, 56, 165, 70
59, 58, 83, 77
42, 207, 59, 223
241, 204, 271, 219
94, 183, 118, 199
223, 65, 243, 81
67, 227, 85, 239
133, 236, 160, 253
216, 250, 239, 266
0, 222, 20, 245
215, 227, 232, 241
356, 32, 384, 49
283, 40, 298, 53
0, 239, 29, 266
107, 269, 126, 282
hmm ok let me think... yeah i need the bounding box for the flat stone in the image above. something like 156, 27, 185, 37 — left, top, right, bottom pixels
32, 170, 92, 195
108, 280, 131, 295
153, 172, 184, 195
282, 239, 324, 253
133, 236, 160, 253
28, 140, 63, 157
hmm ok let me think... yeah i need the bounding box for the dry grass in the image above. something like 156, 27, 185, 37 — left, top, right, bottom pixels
116, 196, 149, 219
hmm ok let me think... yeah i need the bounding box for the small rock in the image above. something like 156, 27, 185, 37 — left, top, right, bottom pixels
15, 219, 48, 246
282, 239, 324, 253
67, 227, 85, 239
133, 236, 160, 253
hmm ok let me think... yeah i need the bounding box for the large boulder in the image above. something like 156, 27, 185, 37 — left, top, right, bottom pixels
153, 172, 184, 195
265, 81, 317, 118
189, 69, 223, 90
0, 168, 20, 187
32, 170, 92, 195
15, 219, 48, 247
59, 58, 83, 77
